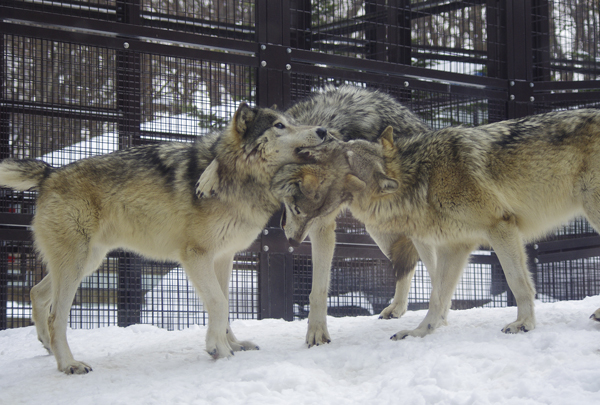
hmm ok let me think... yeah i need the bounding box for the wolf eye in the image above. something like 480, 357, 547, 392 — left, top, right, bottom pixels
274, 122, 285, 129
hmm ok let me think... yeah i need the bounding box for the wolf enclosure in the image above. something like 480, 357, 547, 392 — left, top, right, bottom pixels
1, 0, 599, 331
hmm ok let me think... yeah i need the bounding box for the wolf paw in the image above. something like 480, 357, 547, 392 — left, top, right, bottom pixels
196, 160, 220, 198
390, 325, 434, 341
306, 325, 331, 348
229, 340, 260, 352
590, 308, 600, 322
501, 319, 535, 334
60, 360, 93, 375
379, 303, 406, 320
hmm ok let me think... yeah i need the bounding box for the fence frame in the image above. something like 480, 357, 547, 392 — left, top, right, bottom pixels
1, 0, 600, 328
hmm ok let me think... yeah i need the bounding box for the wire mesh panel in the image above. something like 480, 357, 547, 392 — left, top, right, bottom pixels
533, 0, 600, 81
2, 0, 600, 332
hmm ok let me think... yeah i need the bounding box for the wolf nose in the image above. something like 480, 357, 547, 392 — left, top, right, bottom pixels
288, 238, 300, 248
316, 127, 327, 140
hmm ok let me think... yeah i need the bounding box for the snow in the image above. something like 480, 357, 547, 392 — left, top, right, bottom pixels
2, 297, 600, 404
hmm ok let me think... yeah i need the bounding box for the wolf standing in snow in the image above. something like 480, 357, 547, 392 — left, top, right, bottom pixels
277, 108, 600, 340
198, 85, 430, 347
0, 103, 328, 374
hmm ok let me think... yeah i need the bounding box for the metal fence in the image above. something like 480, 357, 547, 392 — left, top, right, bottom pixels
1, 0, 600, 330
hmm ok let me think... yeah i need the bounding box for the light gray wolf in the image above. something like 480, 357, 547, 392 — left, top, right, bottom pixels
278, 108, 600, 340
0, 102, 328, 374
274, 85, 428, 347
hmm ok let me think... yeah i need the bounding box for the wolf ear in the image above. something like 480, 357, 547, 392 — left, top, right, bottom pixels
375, 171, 398, 194
379, 126, 395, 150
270, 104, 278, 110
233, 102, 256, 139
299, 173, 320, 200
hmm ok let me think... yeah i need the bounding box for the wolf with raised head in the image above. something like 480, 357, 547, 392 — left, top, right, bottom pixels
279, 108, 600, 340
0, 103, 328, 374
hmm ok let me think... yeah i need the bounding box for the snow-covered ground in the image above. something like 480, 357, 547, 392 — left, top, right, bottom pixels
2, 296, 600, 405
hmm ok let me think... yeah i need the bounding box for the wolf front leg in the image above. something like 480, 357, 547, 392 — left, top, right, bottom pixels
182, 248, 233, 359
213, 253, 259, 352
391, 242, 473, 340
367, 230, 419, 319
305, 213, 338, 347
487, 218, 536, 334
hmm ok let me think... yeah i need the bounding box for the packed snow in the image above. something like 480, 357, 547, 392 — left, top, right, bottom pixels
2, 296, 600, 404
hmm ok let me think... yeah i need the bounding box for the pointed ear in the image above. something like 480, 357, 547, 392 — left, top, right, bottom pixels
375, 171, 398, 194
379, 126, 394, 150
299, 173, 320, 200
233, 102, 256, 139
344, 173, 366, 194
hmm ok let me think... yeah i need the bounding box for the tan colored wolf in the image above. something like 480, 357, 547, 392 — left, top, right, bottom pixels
277, 108, 600, 340
0, 103, 328, 374
199, 86, 426, 347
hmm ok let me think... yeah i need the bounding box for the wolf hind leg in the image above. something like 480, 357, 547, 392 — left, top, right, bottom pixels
580, 190, 600, 321
391, 242, 473, 340
214, 254, 259, 352
30, 274, 52, 353
46, 246, 106, 374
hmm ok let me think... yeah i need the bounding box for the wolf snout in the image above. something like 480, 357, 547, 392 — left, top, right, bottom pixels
316, 127, 327, 140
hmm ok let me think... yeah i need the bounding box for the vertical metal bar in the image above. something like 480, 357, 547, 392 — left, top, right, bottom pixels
290, 0, 312, 50
258, 224, 294, 321
117, 253, 143, 327
486, 0, 508, 122
116, 0, 142, 327
506, 0, 534, 119
0, 33, 8, 329
531, 0, 551, 82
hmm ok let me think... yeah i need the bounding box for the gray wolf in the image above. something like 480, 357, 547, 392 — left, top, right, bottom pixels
278, 108, 600, 340
0, 103, 328, 374
274, 85, 427, 347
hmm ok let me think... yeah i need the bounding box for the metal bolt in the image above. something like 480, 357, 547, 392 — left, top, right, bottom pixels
123, 42, 130, 49
534, 258, 539, 264
530, 96, 535, 102
261, 44, 266, 50
288, 246, 294, 253
530, 82, 535, 88
287, 48, 292, 54
534, 244, 539, 250
510, 81, 515, 86
261, 61, 267, 67
285, 64, 291, 71
263, 229, 269, 236
510, 94, 515, 101
404, 81, 409, 87
263, 245, 269, 252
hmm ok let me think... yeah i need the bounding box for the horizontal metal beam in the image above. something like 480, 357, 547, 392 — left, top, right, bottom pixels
0, 8, 257, 56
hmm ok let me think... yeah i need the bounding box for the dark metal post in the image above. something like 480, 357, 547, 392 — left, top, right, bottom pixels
0, 33, 8, 329
258, 214, 295, 320
255, 1, 295, 320
116, 0, 142, 326
505, 0, 535, 119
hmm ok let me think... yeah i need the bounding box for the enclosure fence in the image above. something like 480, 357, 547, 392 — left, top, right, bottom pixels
1, 0, 600, 330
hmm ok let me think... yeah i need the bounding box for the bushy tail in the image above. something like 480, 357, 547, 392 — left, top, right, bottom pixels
0, 158, 52, 191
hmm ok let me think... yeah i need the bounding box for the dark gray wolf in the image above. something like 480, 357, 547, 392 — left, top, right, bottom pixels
275, 85, 428, 347
0, 103, 328, 374
278, 108, 600, 340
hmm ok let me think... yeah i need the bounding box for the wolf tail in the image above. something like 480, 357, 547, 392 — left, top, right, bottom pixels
0, 158, 52, 191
